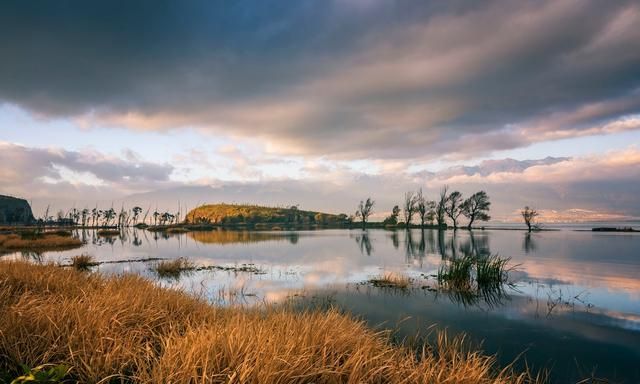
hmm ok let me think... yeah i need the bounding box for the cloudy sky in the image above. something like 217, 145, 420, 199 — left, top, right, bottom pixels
1, 0, 639, 221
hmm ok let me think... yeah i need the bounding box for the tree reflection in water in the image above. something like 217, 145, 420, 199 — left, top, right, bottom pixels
354, 232, 373, 256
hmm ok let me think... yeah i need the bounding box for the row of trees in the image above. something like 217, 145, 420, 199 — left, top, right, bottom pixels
357, 187, 539, 231
43, 206, 182, 228
378, 186, 491, 230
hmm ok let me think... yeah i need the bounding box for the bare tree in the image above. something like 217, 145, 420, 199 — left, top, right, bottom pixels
355, 198, 375, 230
445, 190, 464, 229
403, 191, 418, 227
461, 191, 491, 230
416, 188, 435, 228
435, 185, 449, 229
521, 206, 539, 232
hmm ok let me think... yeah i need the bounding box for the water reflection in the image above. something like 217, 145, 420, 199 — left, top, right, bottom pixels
353, 232, 373, 256
189, 230, 300, 245
522, 233, 537, 253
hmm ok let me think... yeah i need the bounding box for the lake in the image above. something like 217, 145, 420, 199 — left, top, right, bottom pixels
4, 227, 640, 383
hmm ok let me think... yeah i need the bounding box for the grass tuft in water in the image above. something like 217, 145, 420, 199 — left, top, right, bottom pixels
70, 254, 98, 271
154, 258, 194, 279
369, 272, 412, 290
438, 254, 513, 290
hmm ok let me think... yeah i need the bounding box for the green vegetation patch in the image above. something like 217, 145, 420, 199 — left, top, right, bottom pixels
186, 203, 348, 226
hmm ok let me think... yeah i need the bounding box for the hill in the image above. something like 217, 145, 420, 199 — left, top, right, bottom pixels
0, 195, 35, 225
185, 204, 348, 226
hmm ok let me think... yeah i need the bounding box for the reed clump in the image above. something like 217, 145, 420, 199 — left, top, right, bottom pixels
0, 233, 82, 252
153, 258, 194, 279
70, 254, 98, 271
368, 272, 412, 290
438, 254, 513, 291
0, 260, 540, 383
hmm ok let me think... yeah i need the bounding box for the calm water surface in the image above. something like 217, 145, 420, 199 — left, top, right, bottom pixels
5, 228, 640, 383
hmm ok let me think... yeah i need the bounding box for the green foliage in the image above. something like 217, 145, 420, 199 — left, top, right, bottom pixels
6, 364, 69, 384
438, 254, 511, 290
383, 205, 400, 225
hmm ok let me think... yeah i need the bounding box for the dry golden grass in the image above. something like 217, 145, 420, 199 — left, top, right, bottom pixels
0, 233, 82, 252
70, 254, 98, 271
0, 261, 542, 383
96, 229, 121, 237
369, 272, 412, 290
153, 258, 194, 279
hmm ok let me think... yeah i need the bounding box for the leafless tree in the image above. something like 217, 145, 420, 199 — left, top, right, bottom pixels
403, 191, 418, 227
461, 191, 491, 229
445, 190, 464, 229
355, 198, 375, 230
416, 188, 435, 228
521, 206, 539, 232
435, 185, 449, 229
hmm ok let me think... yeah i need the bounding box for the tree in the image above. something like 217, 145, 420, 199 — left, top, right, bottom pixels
416, 188, 435, 228
103, 208, 116, 227
461, 191, 491, 229
91, 207, 98, 227
435, 185, 449, 229
445, 191, 464, 229
383, 205, 401, 225
521, 206, 539, 232
402, 191, 418, 227
132, 206, 143, 225
81, 208, 89, 227
355, 198, 375, 230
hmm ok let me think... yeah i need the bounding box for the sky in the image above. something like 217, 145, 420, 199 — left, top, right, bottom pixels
1, 0, 639, 222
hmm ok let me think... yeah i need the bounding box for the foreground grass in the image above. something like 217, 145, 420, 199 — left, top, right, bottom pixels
0, 261, 540, 383
0, 233, 82, 253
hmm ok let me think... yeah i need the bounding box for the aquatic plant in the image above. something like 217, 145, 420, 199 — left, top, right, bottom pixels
70, 254, 98, 271
0, 261, 540, 383
438, 254, 512, 290
368, 272, 412, 290
153, 258, 194, 279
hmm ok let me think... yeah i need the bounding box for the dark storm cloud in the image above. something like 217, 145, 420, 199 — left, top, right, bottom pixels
1, 0, 640, 158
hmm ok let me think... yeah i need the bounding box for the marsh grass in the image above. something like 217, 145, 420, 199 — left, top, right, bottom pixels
165, 227, 190, 234
0, 260, 542, 383
70, 254, 98, 271
0, 233, 82, 252
96, 229, 120, 237
153, 258, 194, 279
438, 254, 513, 291
369, 272, 412, 290
45, 230, 73, 237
